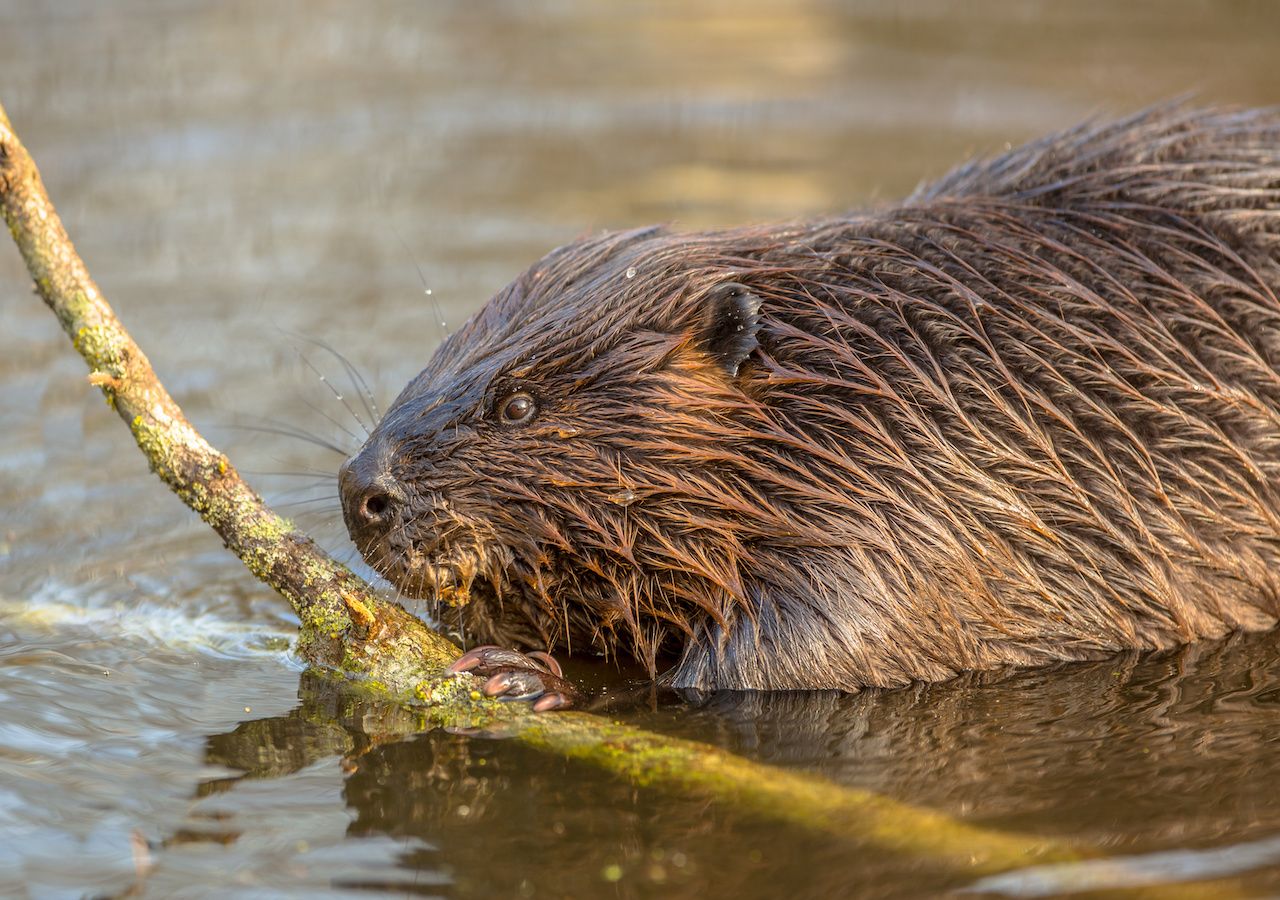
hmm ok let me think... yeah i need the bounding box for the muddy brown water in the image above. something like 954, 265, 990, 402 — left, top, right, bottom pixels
3, 2, 1280, 897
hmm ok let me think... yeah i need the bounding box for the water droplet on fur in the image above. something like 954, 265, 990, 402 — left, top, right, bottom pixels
625, 267, 637, 279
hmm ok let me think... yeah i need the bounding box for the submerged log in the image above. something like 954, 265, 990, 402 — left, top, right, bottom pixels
1, 99, 1114, 880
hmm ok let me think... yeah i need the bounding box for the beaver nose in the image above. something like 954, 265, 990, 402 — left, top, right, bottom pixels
338, 446, 404, 536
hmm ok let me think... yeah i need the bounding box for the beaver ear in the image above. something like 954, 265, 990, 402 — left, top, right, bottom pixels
691, 282, 762, 377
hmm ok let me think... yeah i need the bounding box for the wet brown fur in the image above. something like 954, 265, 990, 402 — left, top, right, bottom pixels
344, 106, 1280, 691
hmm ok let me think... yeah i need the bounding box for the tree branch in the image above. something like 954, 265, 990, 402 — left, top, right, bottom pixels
1, 100, 1091, 880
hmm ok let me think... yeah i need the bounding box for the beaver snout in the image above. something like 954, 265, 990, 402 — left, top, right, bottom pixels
338, 443, 405, 543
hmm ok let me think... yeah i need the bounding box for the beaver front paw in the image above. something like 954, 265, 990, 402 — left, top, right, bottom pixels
446, 645, 581, 712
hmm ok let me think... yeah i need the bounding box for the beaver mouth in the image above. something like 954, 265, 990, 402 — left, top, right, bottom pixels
353, 525, 558, 650
360, 531, 512, 609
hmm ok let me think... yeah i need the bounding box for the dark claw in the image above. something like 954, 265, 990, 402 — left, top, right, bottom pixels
532, 692, 570, 712
482, 672, 513, 696
449, 645, 582, 711
447, 645, 533, 674
525, 650, 563, 677
485, 669, 552, 701
445, 649, 486, 674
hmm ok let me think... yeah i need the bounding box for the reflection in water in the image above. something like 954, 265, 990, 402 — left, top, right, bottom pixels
179, 633, 1280, 897
661, 630, 1280, 846
2, 0, 1280, 896
971, 835, 1280, 897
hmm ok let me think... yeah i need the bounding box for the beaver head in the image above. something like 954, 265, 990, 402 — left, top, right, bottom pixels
339, 226, 771, 669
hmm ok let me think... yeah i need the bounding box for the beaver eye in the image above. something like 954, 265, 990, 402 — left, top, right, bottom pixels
498, 391, 537, 425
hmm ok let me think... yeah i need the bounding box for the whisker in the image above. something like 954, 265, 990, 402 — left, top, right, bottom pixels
298, 393, 364, 447
257, 474, 335, 491
295, 348, 372, 438
290, 333, 383, 428
395, 232, 451, 342
228, 421, 350, 457
244, 468, 337, 480
271, 496, 343, 511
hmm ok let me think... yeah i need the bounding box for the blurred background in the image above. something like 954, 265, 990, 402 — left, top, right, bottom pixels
2, 2, 1280, 897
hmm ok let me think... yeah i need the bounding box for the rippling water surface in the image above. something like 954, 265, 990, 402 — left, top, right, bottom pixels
3, 2, 1280, 897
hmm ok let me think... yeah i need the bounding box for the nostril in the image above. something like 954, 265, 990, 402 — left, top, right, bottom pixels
339, 444, 405, 534
361, 490, 392, 523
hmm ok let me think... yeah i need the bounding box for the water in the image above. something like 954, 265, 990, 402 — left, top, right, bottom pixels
2, 1, 1280, 896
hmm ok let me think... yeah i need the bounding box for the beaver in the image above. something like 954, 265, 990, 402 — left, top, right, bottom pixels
339, 105, 1280, 709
